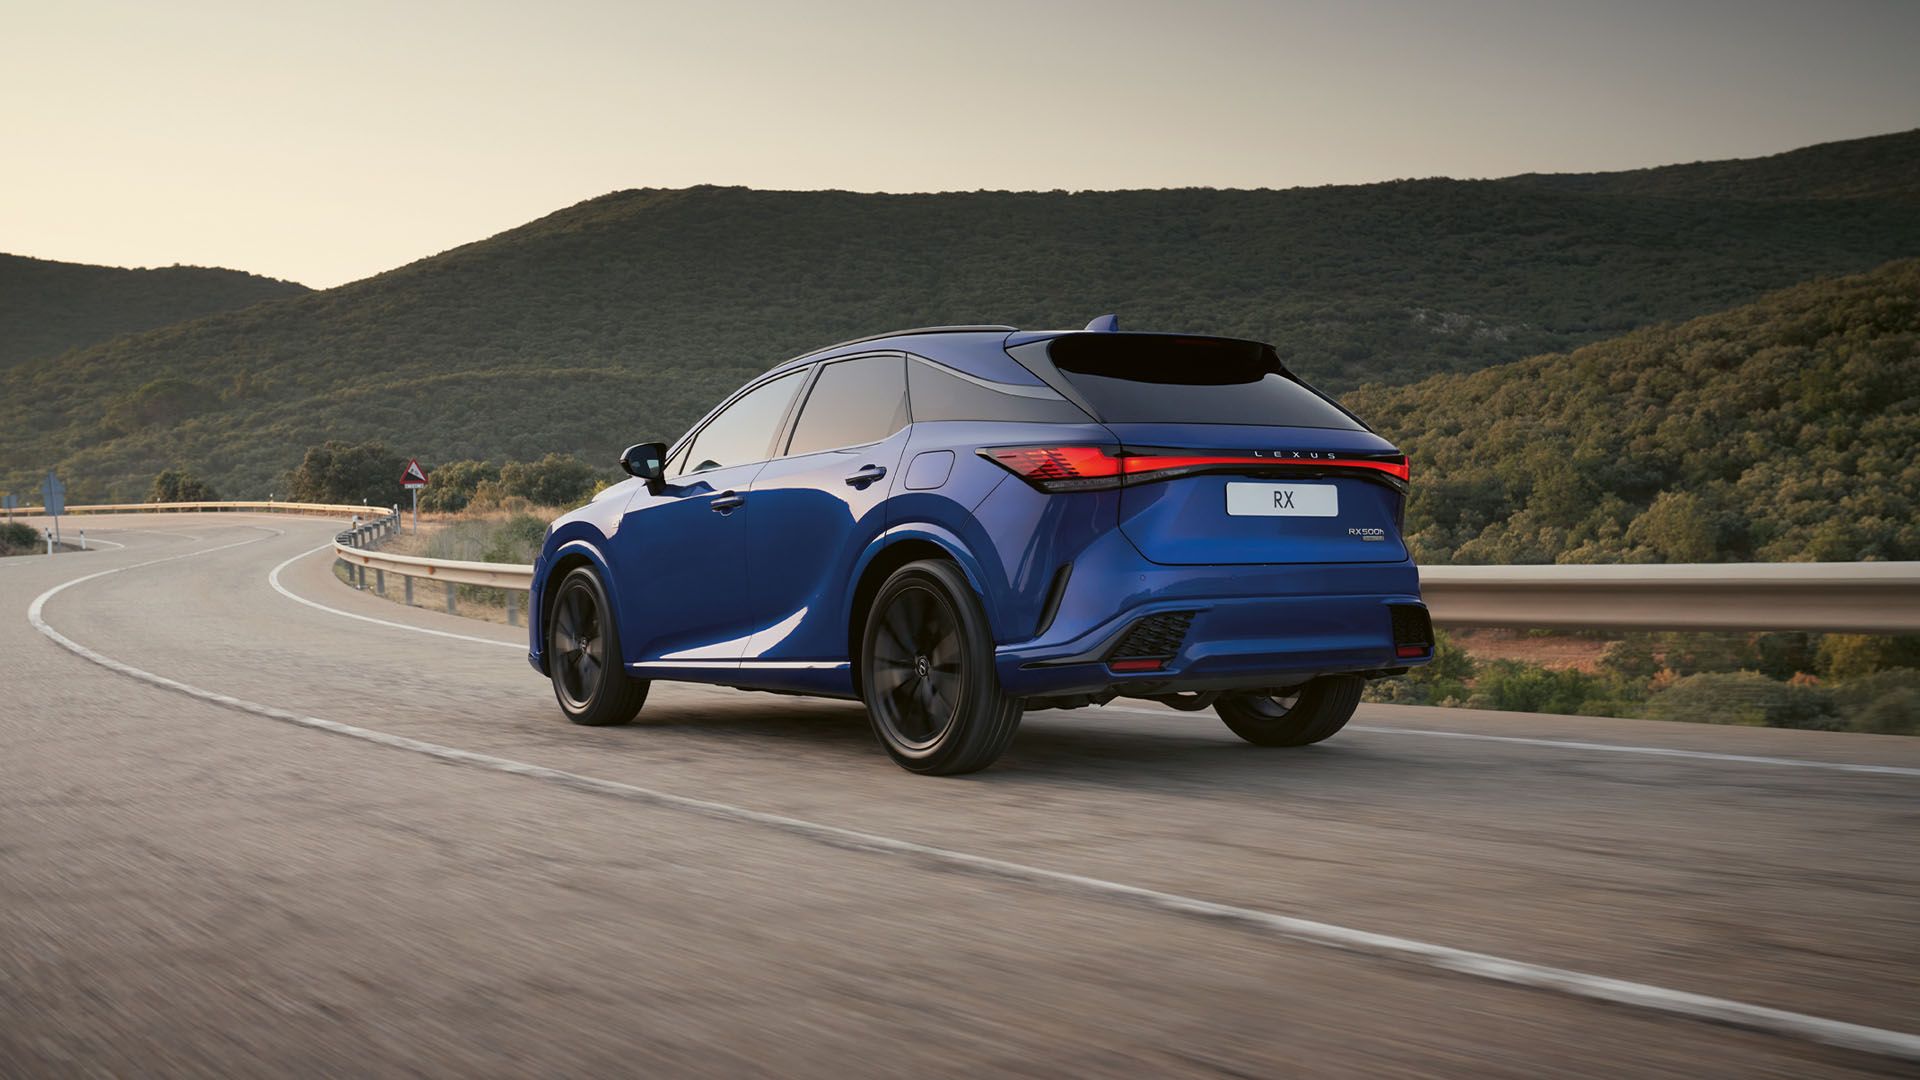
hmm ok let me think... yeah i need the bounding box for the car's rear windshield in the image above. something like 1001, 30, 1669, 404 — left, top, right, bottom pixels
1033, 334, 1363, 429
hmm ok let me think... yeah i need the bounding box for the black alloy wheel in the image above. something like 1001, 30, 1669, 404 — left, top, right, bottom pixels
549, 566, 649, 726
860, 560, 1022, 774
870, 582, 965, 751
1214, 675, 1364, 747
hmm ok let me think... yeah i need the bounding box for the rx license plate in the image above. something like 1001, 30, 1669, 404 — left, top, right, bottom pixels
1225, 482, 1338, 517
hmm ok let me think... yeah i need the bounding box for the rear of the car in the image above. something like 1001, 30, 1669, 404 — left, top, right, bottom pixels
971, 331, 1434, 703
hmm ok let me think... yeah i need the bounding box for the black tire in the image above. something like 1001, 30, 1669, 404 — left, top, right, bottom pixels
859, 560, 1022, 775
548, 566, 649, 727
1214, 675, 1364, 747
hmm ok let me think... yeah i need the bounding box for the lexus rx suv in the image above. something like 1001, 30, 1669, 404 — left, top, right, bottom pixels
530, 319, 1433, 774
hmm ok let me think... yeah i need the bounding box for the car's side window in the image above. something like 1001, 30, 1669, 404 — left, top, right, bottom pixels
674, 369, 805, 477
785, 354, 909, 457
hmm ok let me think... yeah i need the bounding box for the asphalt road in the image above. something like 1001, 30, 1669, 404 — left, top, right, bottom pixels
4, 513, 1917, 1077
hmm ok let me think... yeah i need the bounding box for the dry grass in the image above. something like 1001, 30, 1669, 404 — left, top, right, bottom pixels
1447, 629, 1616, 673
334, 500, 570, 626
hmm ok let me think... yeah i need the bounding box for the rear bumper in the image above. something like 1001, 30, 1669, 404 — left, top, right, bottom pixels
992, 536, 1428, 696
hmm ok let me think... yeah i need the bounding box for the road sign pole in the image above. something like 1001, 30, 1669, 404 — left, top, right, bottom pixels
412, 487, 418, 534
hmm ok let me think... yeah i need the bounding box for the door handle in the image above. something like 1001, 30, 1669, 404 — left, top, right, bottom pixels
709, 491, 745, 512
844, 465, 888, 488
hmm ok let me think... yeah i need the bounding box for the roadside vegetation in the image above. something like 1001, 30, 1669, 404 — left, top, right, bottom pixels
1367, 629, 1920, 734
1349, 260, 1920, 565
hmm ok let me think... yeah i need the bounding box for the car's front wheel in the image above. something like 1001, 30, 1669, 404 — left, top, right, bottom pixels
1214, 675, 1363, 747
549, 566, 649, 727
859, 560, 1022, 775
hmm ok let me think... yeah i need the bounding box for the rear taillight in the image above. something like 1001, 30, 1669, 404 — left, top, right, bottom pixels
979, 445, 1410, 493
977, 445, 1125, 492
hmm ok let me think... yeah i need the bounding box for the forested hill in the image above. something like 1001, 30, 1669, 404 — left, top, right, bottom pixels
3, 129, 1918, 500
0, 254, 308, 369
1348, 260, 1920, 565
1503, 128, 1920, 202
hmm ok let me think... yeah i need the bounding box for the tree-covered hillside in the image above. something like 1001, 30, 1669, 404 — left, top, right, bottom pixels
2, 130, 1917, 501
1348, 260, 1920, 565
1504, 128, 1920, 202
0, 254, 307, 370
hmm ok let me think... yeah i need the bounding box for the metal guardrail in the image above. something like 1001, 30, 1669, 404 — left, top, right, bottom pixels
11, 500, 402, 518
1418, 562, 1920, 634
331, 515, 529, 622
328, 535, 1920, 636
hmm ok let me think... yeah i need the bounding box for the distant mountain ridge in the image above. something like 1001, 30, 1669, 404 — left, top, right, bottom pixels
2, 128, 1917, 502
1503, 128, 1920, 202
0, 254, 308, 370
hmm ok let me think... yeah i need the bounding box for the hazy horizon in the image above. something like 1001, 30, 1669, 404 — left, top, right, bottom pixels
5, 0, 1917, 288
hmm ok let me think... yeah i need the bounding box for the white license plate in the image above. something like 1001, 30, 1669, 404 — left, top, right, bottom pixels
1225, 482, 1338, 517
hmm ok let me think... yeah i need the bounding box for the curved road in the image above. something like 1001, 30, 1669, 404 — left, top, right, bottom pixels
4, 513, 1917, 1076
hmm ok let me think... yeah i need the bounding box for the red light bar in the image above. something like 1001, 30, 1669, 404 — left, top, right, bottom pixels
1396, 645, 1429, 659
1109, 658, 1164, 672
981, 445, 1410, 492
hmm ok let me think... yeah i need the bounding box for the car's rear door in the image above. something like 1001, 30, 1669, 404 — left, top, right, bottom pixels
1009, 334, 1410, 566
612, 368, 806, 665
742, 353, 911, 661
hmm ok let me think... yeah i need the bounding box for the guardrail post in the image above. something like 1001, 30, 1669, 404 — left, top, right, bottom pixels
446, 581, 457, 614
507, 591, 519, 627
405, 576, 414, 605
375, 568, 385, 595
356, 564, 367, 590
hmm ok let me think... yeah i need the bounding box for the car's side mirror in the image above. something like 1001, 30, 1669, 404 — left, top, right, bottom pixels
620, 442, 669, 493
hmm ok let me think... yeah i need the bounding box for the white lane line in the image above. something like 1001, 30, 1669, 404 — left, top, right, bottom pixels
267, 544, 522, 650
99, 528, 205, 542
28, 543, 1920, 1066
1105, 706, 1920, 779
1349, 724, 1920, 778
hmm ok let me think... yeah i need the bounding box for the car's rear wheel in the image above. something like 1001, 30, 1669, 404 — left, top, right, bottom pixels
1214, 675, 1363, 747
860, 560, 1022, 775
549, 566, 649, 726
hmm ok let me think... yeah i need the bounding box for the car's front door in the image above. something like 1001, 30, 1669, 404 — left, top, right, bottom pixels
612, 368, 806, 667
743, 353, 911, 663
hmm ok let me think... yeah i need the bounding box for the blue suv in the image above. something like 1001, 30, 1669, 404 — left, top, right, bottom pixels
530, 319, 1433, 774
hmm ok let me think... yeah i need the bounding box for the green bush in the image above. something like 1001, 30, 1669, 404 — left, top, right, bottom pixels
417, 459, 497, 513
283, 440, 404, 508
1830, 669, 1920, 736
484, 453, 599, 508
1816, 635, 1920, 680
1466, 661, 1642, 717
1643, 671, 1838, 729
149, 468, 218, 502
1, 521, 39, 554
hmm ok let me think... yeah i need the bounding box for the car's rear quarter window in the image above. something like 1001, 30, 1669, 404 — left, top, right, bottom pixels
908, 356, 1090, 423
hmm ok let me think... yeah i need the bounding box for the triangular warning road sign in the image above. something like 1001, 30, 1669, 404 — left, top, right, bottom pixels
401, 459, 429, 487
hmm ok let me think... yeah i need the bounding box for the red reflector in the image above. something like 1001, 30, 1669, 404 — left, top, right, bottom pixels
1396, 645, 1429, 658
1109, 658, 1164, 672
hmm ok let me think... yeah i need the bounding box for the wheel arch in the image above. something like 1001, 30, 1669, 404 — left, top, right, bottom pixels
845, 525, 991, 671
535, 538, 621, 675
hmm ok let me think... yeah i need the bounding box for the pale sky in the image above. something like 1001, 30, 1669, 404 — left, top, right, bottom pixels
3, 0, 1916, 288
